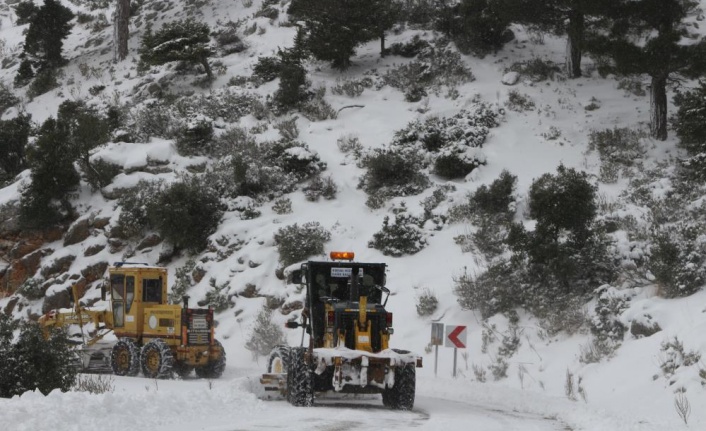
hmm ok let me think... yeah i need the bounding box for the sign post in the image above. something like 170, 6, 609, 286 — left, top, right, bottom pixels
444, 325, 467, 378
430, 323, 444, 377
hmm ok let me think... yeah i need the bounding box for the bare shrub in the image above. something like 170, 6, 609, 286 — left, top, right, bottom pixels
73, 374, 115, 394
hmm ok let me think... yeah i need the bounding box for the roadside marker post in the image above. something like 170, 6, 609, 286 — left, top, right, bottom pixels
445, 325, 467, 378
430, 323, 444, 377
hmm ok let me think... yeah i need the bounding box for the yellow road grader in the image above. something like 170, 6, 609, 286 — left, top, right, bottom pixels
261, 252, 421, 410
39, 262, 226, 379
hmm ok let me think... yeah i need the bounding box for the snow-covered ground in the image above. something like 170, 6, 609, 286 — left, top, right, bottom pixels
2, 0, 706, 430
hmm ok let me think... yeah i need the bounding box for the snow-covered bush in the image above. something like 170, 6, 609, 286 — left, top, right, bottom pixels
83, 158, 122, 192
174, 89, 262, 124
252, 56, 280, 82
274, 222, 331, 267
382, 40, 475, 96
299, 88, 337, 121
589, 286, 628, 342
206, 138, 325, 200
390, 104, 499, 179
659, 337, 701, 378
388, 35, 432, 58
17, 278, 45, 300
368, 214, 427, 257
128, 102, 182, 142
169, 259, 196, 305
175, 119, 214, 156
114, 180, 164, 239
303, 174, 337, 202
148, 176, 223, 253
454, 262, 521, 319
245, 305, 286, 358
415, 288, 438, 316
588, 127, 646, 182
331, 77, 372, 97
507, 58, 561, 82
202, 278, 230, 312
359, 148, 429, 208
648, 223, 706, 298
450, 170, 516, 224
505, 90, 535, 112
272, 197, 292, 215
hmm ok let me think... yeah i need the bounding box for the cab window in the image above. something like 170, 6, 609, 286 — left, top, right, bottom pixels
111, 274, 124, 300
143, 278, 162, 303
125, 276, 135, 313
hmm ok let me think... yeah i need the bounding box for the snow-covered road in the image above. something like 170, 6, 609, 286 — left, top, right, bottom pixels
222, 396, 565, 431
0, 370, 568, 431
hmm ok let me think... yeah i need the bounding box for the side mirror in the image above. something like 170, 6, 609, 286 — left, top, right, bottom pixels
285, 321, 300, 329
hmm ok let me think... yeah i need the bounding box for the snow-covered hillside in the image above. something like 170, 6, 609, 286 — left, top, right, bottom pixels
2, 1, 706, 430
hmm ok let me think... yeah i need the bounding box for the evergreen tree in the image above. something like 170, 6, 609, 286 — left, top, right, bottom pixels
588, 0, 706, 140
0, 314, 18, 398
673, 80, 706, 156
22, 0, 74, 69
56, 100, 111, 186
139, 19, 214, 79
508, 0, 615, 77
0, 113, 32, 181
290, 0, 396, 70
13, 0, 39, 25
19, 117, 80, 228
147, 176, 223, 253
0, 316, 77, 398
114, 0, 131, 62
14, 59, 35, 88
273, 47, 311, 111
449, 0, 514, 57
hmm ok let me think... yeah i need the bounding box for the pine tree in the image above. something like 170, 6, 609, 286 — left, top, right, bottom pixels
508, 0, 615, 78
245, 306, 286, 357
291, 0, 396, 70
22, 0, 74, 69
0, 113, 32, 181
588, 0, 706, 140
56, 100, 111, 185
12, 322, 77, 396
0, 316, 76, 398
448, 0, 514, 57
114, 0, 131, 62
138, 19, 214, 79
19, 117, 80, 228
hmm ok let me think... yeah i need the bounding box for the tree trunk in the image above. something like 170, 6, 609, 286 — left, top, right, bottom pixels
380, 32, 386, 57
113, 0, 130, 62
565, 10, 584, 78
201, 58, 213, 80
650, 73, 668, 141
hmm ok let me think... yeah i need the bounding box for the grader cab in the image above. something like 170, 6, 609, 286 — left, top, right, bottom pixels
261, 252, 421, 410
40, 262, 225, 379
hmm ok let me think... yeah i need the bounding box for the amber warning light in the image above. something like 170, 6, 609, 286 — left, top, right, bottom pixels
330, 251, 355, 261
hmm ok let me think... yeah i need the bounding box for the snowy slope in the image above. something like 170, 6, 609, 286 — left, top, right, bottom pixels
1, 1, 706, 430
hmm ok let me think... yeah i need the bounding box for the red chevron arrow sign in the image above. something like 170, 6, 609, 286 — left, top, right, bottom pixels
445, 325, 467, 349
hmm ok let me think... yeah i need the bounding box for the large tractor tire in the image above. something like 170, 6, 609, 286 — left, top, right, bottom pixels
267, 345, 291, 374
286, 347, 314, 407
195, 339, 226, 379
110, 338, 140, 376
141, 339, 175, 379
382, 363, 416, 410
